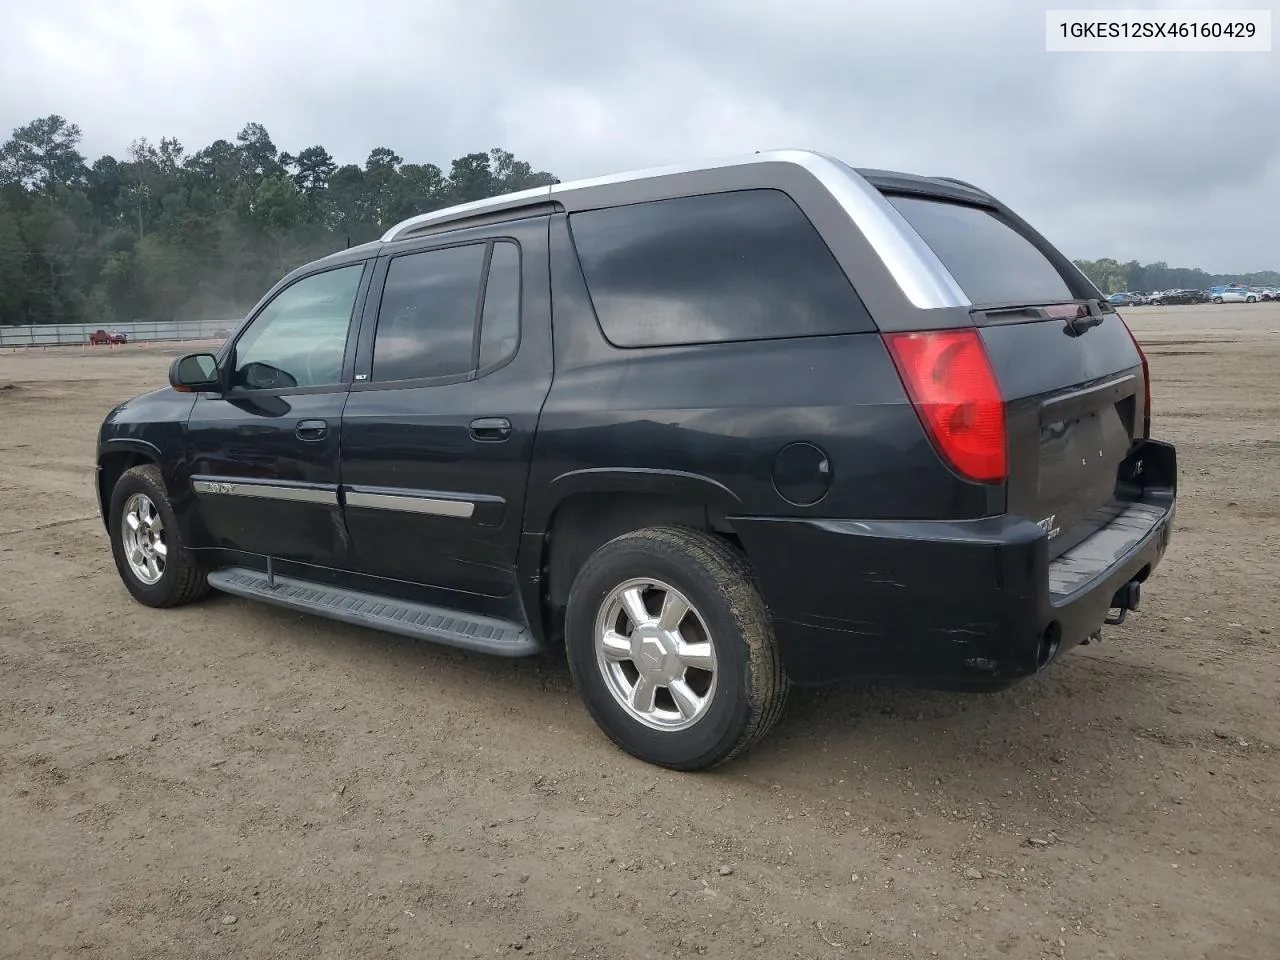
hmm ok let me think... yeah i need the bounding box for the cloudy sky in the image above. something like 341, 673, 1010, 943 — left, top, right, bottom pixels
2, 0, 1277, 271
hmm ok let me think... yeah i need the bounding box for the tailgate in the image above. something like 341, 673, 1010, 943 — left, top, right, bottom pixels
981, 313, 1143, 557
880, 190, 1146, 557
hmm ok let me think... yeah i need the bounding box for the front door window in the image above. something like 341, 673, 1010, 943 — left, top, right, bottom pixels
231, 265, 364, 390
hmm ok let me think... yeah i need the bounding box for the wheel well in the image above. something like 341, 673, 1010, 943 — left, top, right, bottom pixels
97, 451, 154, 527
542, 493, 740, 616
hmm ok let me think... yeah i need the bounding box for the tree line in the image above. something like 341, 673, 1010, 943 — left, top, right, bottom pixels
0, 116, 557, 327
2, 115, 1275, 326
1071, 258, 1280, 295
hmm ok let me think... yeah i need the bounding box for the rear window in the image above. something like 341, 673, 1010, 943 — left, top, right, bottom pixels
886, 195, 1074, 306
569, 189, 873, 348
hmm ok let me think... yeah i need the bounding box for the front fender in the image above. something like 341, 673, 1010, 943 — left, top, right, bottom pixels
96, 387, 197, 525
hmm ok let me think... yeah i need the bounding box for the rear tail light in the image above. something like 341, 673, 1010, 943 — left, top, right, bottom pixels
883, 328, 1007, 484
1121, 321, 1152, 438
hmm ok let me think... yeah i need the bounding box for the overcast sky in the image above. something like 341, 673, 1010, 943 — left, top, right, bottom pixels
2, 0, 1277, 271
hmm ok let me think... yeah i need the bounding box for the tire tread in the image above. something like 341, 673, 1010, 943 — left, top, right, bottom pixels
567, 524, 787, 770
114, 464, 209, 607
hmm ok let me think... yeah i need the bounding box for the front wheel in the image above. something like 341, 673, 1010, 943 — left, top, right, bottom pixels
1213, 297, 1224, 303
564, 526, 787, 770
108, 464, 209, 608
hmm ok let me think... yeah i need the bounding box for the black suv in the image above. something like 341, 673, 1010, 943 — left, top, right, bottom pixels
97, 150, 1177, 770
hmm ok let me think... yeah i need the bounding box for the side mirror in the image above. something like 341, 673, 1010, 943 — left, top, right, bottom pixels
169, 352, 221, 393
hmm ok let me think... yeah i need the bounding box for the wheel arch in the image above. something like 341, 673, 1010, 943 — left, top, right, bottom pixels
534, 468, 745, 622
97, 439, 163, 529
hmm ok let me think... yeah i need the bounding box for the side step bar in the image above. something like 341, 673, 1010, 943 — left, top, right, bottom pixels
206, 567, 542, 658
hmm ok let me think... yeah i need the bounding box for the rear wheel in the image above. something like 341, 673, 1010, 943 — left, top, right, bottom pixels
565, 526, 787, 770
1213, 296, 1224, 303
108, 464, 209, 608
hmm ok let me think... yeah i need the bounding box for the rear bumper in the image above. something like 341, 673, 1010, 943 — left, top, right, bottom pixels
734, 440, 1176, 687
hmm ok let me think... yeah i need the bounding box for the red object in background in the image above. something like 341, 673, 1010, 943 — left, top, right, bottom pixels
89, 329, 127, 345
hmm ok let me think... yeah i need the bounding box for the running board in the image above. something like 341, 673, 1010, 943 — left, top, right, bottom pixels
206, 567, 541, 657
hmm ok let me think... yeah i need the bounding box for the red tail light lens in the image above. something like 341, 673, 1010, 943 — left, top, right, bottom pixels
884, 329, 1007, 484
1121, 321, 1151, 438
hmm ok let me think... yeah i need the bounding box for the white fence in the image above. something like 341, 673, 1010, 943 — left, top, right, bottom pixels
0, 318, 240, 348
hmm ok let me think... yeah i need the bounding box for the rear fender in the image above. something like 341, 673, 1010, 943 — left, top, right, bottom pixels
527, 467, 741, 535
523, 468, 744, 639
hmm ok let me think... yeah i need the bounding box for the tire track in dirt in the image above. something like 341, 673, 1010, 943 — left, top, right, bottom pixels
2, 320, 1278, 959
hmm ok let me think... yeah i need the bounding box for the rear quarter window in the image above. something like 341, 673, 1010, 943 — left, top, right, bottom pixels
478, 241, 521, 370
886, 195, 1074, 306
569, 189, 874, 348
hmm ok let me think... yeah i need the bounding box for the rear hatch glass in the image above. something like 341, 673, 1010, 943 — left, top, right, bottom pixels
885, 194, 1074, 306
884, 191, 1145, 558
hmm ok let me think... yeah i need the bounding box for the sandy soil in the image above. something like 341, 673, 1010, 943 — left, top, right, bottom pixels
1, 306, 1278, 959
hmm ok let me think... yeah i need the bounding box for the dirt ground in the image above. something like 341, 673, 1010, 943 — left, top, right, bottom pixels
2, 306, 1278, 960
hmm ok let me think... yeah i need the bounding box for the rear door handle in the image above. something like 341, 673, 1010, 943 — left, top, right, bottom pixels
469, 417, 512, 442
295, 419, 328, 441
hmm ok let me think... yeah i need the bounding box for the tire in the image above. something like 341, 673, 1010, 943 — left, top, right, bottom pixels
108, 464, 209, 608
1213, 297, 1223, 304
1247, 296, 1257, 303
564, 525, 787, 770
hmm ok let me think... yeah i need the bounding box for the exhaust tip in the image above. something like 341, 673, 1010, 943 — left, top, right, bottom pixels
1036, 622, 1062, 670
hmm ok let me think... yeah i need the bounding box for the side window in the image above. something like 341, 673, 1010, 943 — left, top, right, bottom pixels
568, 189, 873, 348
231, 264, 364, 390
372, 243, 487, 383
478, 241, 520, 369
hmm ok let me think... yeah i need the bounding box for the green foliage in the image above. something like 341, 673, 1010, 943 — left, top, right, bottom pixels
0, 115, 86, 191
1072, 258, 1280, 295
5, 113, 1269, 326
0, 116, 558, 325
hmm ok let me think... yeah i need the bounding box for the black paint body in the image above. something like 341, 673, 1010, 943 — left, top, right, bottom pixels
97, 161, 1177, 687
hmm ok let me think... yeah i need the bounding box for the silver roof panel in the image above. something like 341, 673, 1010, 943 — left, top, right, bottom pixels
379, 149, 969, 310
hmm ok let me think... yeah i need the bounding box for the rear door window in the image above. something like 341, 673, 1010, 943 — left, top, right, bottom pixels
372, 243, 487, 382
569, 189, 873, 348
886, 195, 1074, 306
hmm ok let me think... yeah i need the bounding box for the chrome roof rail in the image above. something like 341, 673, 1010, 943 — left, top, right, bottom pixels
379, 185, 554, 242
379, 149, 969, 309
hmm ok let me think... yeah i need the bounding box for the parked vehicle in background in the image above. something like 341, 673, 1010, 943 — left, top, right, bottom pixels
1149, 289, 1207, 306
1210, 285, 1257, 304
1107, 292, 1142, 307
88, 329, 127, 345
94, 149, 1178, 770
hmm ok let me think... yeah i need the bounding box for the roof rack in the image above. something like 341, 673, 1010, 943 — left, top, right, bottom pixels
377, 149, 970, 312
380, 149, 832, 243
379, 185, 555, 242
